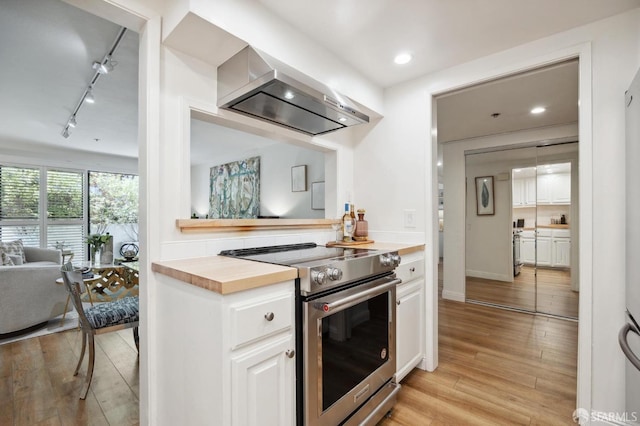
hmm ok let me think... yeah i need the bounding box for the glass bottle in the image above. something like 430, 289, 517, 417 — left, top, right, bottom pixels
342, 203, 354, 241
354, 209, 369, 240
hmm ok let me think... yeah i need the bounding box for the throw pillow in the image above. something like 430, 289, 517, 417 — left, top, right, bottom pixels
1, 251, 14, 266
8, 254, 23, 265
0, 239, 25, 263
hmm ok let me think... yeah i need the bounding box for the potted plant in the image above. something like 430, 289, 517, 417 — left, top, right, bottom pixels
85, 233, 112, 265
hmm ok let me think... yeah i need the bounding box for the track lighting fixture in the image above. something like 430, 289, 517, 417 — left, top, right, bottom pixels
84, 88, 95, 104
92, 56, 117, 74
61, 27, 127, 139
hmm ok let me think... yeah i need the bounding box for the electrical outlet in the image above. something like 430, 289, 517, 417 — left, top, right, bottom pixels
404, 209, 416, 228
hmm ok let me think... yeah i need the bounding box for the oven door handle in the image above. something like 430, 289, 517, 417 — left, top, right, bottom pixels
320, 278, 401, 313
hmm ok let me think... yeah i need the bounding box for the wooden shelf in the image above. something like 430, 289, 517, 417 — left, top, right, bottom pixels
176, 218, 340, 233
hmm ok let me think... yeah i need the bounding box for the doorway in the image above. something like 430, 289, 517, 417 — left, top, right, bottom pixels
464, 142, 579, 319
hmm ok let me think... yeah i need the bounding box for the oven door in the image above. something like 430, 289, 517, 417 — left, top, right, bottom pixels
303, 274, 399, 426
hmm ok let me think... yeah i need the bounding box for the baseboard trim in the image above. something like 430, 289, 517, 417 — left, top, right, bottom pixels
442, 289, 465, 302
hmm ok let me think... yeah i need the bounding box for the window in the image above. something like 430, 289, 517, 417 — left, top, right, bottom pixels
88, 171, 139, 258
47, 170, 85, 261
0, 165, 40, 246
0, 165, 138, 262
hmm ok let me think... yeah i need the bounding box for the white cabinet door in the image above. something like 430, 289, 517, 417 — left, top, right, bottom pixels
536, 174, 553, 204
524, 177, 537, 206
553, 173, 571, 204
396, 280, 423, 382
231, 334, 295, 426
512, 179, 525, 206
521, 238, 536, 265
536, 237, 552, 266
552, 239, 571, 267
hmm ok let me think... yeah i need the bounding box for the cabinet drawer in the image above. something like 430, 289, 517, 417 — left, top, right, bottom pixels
536, 229, 552, 238
230, 292, 293, 349
552, 229, 570, 238
396, 257, 424, 283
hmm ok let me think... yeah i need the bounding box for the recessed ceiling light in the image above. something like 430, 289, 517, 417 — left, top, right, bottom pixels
437, 161, 442, 166
514, 169, 522, 172
394, 53, 412, 65
531, 106, 546, 114
284, 91, 295, 100
338, 117, 347, 122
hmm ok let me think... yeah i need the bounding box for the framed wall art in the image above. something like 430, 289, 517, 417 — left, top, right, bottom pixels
209, 156, 260, 219
311, 181, 325, 210
475, 176, 495, 215
291, 165, 307, 192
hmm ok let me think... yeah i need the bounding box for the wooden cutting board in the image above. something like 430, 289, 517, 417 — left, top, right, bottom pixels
326, 240, 374, 247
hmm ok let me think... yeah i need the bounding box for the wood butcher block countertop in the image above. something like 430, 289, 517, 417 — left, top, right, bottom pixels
152, 242, 424, 295
152, 256, 297, 295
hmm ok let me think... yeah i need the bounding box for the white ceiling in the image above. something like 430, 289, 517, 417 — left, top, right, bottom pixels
1, 0, 638, 160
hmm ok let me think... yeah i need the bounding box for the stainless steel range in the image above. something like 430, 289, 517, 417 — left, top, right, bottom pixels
220, 243, 402, 425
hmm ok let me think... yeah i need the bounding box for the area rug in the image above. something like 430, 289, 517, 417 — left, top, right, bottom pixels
0, 310, 80, 346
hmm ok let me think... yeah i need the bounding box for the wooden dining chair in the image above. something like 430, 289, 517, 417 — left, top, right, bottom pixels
60, 262, 139, 399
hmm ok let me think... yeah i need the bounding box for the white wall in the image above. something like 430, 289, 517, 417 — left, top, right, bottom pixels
356, 9, 640, 416
190, 142, 325, 219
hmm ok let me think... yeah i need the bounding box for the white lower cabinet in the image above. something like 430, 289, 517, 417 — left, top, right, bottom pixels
536, 237, 552, 266
154, 278, 296, 426
231, 334, 295, 426
394, 252, 425, 382
520, 237, 536, 265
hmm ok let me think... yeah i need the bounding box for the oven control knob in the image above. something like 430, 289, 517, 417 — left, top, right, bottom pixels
326, 267, 343, 281
380, 254, 393, 267
391, 254, 401, 267
312, 270, 328, 285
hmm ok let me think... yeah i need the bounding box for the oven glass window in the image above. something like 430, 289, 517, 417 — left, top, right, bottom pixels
321, 292, 389, 411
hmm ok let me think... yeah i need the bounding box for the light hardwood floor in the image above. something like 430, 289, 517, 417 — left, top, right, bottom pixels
0, 328, 139, 425
466, 265, 579, 319
380, 268, 578, 426
1, 288, 577, 426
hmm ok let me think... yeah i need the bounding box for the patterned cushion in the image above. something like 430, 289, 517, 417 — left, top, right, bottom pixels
1, 251, 14, 266
0, 239, 25, 263
84, 296, 139, 329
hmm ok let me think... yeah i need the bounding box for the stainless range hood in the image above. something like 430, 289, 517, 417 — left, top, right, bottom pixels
217, 46, 369, 136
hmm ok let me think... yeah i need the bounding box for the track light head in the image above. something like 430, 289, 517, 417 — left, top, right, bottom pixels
84, 88, 95, 104
61, 127, 70, 138
68, 116, 77, 128
92, 56, 116, 74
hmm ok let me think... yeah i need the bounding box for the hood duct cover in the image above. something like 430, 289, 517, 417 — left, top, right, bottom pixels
217, 46, 369, 136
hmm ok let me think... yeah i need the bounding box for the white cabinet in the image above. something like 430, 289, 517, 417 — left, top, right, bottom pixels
154, 277, 296, 426
535, 229, 552, 266
551, 229, 571, 268
513, 177, 536, 207
520, 231, 536, 265
553, 173, 571, 204
229, 290, 295, 426
537, 173, 571, 205
231, 334, 295, 426
394, 252, 424, 382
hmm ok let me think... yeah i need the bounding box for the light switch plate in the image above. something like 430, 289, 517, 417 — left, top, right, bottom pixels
404, 209, 416, 228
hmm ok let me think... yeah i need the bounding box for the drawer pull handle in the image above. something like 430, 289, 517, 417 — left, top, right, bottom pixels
409, 267, 416, 272
286, 350, 295, 358
264, 312, 275, 321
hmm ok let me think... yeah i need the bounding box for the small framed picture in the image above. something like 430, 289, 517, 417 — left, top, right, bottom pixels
291, 165, 307, 192
475, 176, 495, 215
311, 181, 325, 210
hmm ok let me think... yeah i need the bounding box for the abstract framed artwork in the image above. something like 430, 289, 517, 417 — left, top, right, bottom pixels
209, 156, 260, 218
475, 176, 494, 215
